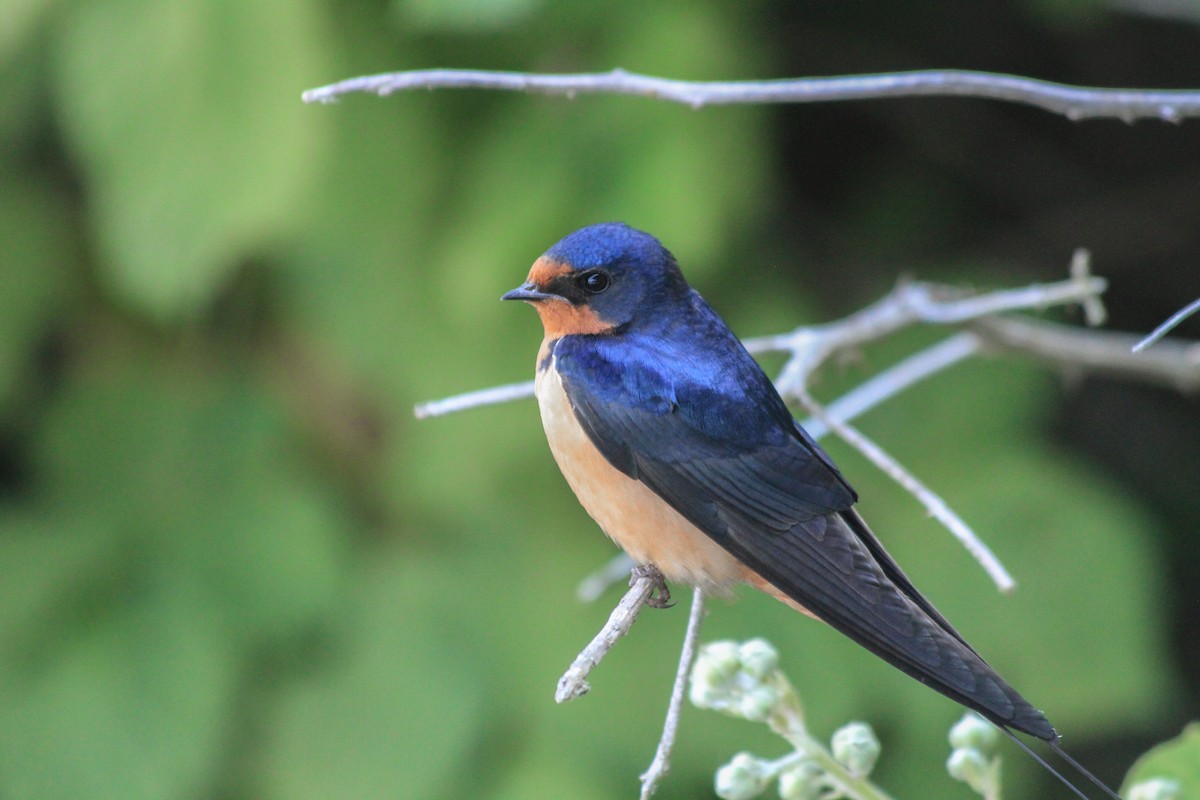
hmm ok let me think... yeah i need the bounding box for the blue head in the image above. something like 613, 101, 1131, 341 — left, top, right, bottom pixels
502, 223, 690, 337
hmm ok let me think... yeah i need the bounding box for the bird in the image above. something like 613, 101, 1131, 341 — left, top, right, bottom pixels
503, 222, 1118, 799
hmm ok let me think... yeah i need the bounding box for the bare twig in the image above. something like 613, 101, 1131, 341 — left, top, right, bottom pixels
414, 380, 534, 419
557, 572, 657, 703
1070, 248, 1108, 326
303, 67, 1200, 122
1133, 296, 1200, 353
640, 587, 706, 799
973, 316, 1200, 391
764, 254, 1106, 396
798, 390, 1017, 594
799, 332, 983, 440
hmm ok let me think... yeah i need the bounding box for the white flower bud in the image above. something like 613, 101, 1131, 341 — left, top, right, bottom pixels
948, 713, 999, 755
831, 722, 881, 778
738, 638, 780, 680
688, 682, 721, 710
691, 641, 743, 709
703, 641, 742, 680
692, 641, 739, 688
778, 760, 825, 800
715, 752, 769, 800
737, 685, 780, 722
947, 748, 991, 795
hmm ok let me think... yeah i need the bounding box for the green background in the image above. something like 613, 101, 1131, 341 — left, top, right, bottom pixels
2, 1, 1198, 798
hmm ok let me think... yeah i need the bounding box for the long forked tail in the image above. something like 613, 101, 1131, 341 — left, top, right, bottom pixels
998, 727, 1123, 800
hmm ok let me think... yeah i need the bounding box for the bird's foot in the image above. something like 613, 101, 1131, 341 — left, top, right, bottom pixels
631, 564, 674, 609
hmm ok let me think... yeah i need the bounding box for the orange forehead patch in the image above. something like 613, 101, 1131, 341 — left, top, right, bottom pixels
527, 256, 571, 288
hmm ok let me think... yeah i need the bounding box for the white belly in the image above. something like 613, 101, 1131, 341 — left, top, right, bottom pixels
534, 355, 747, 593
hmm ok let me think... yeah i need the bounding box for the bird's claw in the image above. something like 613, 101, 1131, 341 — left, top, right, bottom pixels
631, 564, 674, 608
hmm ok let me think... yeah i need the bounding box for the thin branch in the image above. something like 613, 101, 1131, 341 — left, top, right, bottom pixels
1070, 247, 1108, 327
972, 316, 1200, 391
1133, 296, 1200, 352
640, 587, 706, 800
303, 67, 1200, 122
798, 389, 1017, 594
766, 254, 1106, 395
799, 332, 983, 440
556, 572, 656, 703
414, 379, 534, 419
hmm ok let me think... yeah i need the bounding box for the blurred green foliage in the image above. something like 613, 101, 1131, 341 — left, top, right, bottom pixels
1123, 724, 1200, 797
0, 1, 1189, 798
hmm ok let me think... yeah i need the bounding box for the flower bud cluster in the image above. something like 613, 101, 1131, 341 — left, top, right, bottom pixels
694, 639, 890, 800
689, 639, 783, 723
946, 713, 1001, 797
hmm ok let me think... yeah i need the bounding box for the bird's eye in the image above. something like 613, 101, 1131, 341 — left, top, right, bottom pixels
580, 270, 610, 294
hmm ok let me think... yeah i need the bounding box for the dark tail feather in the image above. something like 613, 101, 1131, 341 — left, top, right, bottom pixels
997, 727, 1122, 800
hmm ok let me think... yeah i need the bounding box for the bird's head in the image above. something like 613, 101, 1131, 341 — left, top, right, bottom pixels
502, 222, 689, 337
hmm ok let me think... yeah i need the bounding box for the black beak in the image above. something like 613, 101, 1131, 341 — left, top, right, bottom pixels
501, 282, 556, 302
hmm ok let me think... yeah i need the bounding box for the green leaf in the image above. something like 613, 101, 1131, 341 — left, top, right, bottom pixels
258, 554, 486, 800
0, 575, 236, 800
35, 356, 346, 643
1123, 724, 1200, 798
0, 344, 349, 799
51, 0, 327, 317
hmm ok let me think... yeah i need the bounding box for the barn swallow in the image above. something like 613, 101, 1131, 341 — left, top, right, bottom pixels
503, 223, 1117, 798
